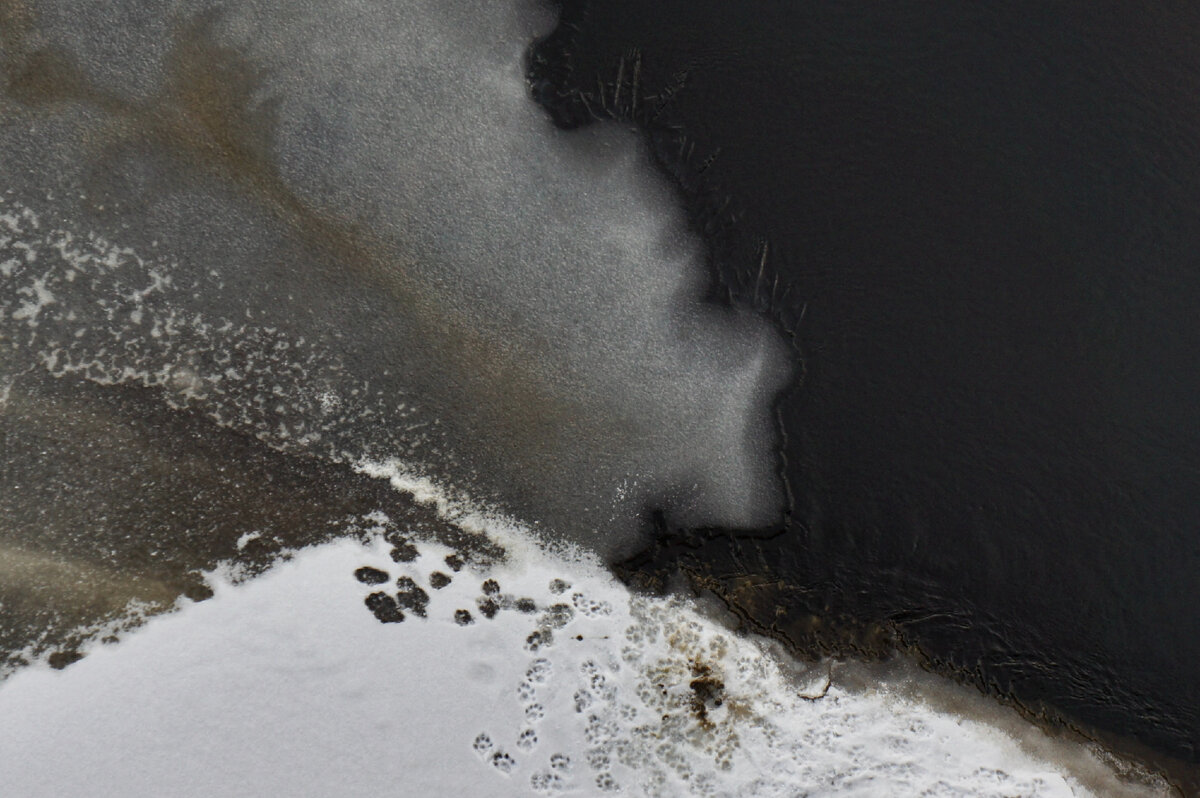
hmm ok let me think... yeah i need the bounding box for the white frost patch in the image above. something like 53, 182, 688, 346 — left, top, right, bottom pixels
11, 274, 55, 325
0, 202, 427, 464
354, 457, 532, 542
0, 529, 1155, 798
235, 531, 263, 551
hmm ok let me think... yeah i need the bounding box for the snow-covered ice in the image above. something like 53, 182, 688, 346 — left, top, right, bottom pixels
0, 516, 1168, 797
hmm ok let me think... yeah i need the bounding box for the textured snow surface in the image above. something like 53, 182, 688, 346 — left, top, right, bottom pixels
0, 521, 1149, 797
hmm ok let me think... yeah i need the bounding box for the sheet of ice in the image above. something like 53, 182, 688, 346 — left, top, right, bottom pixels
0, 522, 1162, 797
0, 0, 793, 551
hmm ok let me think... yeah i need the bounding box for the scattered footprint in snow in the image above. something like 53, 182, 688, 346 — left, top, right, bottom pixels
490, 750, 516, 774
472, 733, 493, 758
347, 532, 1103, 798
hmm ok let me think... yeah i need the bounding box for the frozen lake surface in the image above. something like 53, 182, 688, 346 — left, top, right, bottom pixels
0, 513, 1165, 797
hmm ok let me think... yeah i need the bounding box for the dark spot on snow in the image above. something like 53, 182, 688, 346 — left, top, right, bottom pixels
365, 592, 405, 623
444, 553, 464, 572
395, 576, 430, 617
389, 540, 419, 563
481, 578, 501, 595
525, 628, 553, 652
455, 609, 475, 626
182, 582, 215, 602
354, 566, 389, 585
688, 660, 726, 730
47, 650, 84, 669
515, 597, 537, 613
429, 571, 452, 589
549, 578, 570, 594
478, 597, 499, 619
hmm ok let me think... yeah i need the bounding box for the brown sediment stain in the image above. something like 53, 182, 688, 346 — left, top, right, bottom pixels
0, 544, 180, 612
0, 542, 182, 672
686, 658, 725, 731
617, 536, 1197, 797
6, 47, 124, 112
0, 0, 33, 63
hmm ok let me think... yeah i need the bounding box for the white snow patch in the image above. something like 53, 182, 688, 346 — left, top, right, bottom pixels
235, 531, 263, 551
0, 526, 1157, 798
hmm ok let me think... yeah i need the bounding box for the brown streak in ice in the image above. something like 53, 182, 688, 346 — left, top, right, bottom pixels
0, 4, 603, 672
2, 7, 587, 476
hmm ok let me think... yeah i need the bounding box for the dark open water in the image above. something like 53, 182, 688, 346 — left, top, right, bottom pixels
530, 0, 1200, 785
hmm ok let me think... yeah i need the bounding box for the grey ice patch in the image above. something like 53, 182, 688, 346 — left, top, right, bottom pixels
3, 0, 791, 555
0, 200, 427, 462
217, 0, 793, 540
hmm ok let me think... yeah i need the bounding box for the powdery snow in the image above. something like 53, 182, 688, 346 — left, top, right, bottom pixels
0, 526, 1164, 797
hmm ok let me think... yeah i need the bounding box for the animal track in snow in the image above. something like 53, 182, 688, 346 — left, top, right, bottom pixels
343, 530, 1113, 797
526, 658, 552, 683
394, 576, 430, 618
472, 733, 493, 758
489, 750, 516, 774
529, 770, 564, 793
